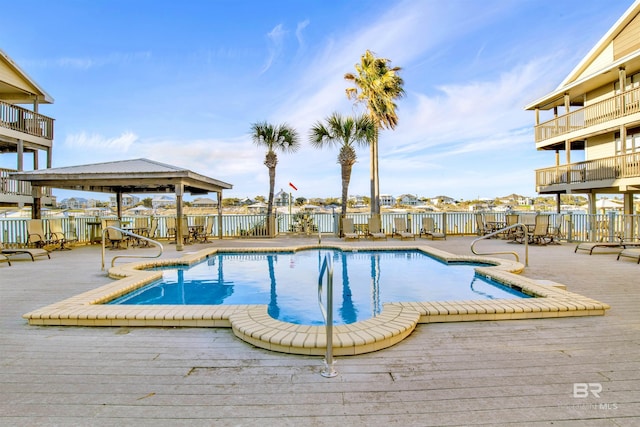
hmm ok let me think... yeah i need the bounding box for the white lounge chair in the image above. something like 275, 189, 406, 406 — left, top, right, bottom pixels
0, 241, 50, 262
420, 217, 445, 240
341, 218, 360, 240
367, 217, 387, 240
393, 217, 415, 240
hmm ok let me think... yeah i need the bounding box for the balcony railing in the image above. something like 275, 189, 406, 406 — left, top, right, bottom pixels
0, 168, 52, 198
535, 152, 640, 188
535, 86, 640, 143
0, 100, 54, 140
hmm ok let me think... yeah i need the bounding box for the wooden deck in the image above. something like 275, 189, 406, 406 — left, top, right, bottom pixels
1, 236, 638, 426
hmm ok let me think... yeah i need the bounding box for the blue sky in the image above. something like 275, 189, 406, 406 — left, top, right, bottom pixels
1, 0, 634, 202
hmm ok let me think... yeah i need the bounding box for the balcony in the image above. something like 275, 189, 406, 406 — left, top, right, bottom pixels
534, 86, 640, 144
0, 100, 54, 142
0, 168, 52, 205
535, 152, 640, 193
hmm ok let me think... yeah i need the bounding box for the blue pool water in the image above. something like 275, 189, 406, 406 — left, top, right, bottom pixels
108, 249, 530, 325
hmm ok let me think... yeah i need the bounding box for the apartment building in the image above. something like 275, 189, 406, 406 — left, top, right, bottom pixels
525, 0, 640, 216
0, 49, 55, 208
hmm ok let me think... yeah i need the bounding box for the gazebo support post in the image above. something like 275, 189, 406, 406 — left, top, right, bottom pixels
175, 183, 184, 251
217, 190, 223, 239
31, 186, 42, 219
116, 191, 123, 220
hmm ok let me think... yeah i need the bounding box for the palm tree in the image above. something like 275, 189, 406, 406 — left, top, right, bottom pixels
309, 112, 374, 218
250, 121, 300, 235
344, 50, 404, 216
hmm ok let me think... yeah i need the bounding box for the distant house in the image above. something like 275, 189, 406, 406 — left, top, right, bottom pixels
151, 195, 175, 209
525, 1, 640, 215
59, 197, 89, 209
348, 195, 367, 208
192, 197, 217, 208
380, 194, 395, 207
274, 189, 292, 207
429, 196, 456, 205
109, 194, 139, 209
396, 194, 419, 206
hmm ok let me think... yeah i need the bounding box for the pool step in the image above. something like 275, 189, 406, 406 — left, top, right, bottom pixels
230, 304, 421, 356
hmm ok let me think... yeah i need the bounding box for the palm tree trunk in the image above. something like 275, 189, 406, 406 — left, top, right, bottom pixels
371, 127, 380, 216
267, 165, 275, 235
341, 163, 353, 218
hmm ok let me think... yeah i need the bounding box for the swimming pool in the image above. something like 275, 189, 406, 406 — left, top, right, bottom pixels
109, 249, 529, 325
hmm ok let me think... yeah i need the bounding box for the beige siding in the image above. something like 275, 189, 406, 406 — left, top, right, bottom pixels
585, 133, 615, 160
0, 59, 35, 94
579, 42, 614, 80
614, 10, 640, 59
585, 82, 615, 105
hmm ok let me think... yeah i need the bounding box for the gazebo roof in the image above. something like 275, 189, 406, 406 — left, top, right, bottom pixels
10, 158, 232, 195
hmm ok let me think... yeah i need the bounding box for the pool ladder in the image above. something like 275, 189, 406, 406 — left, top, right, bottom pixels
471, 223, 529, 267
101, 226, 164, 270
318, 253, 337, 378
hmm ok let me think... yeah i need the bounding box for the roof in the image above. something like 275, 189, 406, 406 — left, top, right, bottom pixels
10, 158, 232, 195
525, 0, 640, 110
0, 48, 54, 104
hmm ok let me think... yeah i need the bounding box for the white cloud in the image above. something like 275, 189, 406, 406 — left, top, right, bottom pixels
64, 131, 138, 151
261, 24, 287, 74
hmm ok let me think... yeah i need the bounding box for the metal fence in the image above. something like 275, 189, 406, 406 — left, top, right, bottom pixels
1, 212, 638, 246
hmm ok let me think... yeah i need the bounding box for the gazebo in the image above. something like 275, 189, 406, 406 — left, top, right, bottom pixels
10, 158, 232, 250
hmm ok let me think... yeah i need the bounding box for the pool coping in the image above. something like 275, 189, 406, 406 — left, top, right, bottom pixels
23, 244, 611, 356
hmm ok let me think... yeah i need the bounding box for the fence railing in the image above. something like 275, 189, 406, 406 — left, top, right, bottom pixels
1, 212, 638, 246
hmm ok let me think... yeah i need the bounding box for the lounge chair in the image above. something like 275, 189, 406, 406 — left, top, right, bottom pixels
0, 241, 50, 262
419, 217, 445, 240
367, 217, 387, 240
341, 218, 360, 240
393, 217, 415, 240
617, 248, 640, 264
1, 253, 10, 266
575, 237, 640, 255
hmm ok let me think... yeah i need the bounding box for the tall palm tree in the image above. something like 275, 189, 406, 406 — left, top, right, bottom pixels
344, 49, 404, 216
309, 112, 374, 218
250, 121, 300, 235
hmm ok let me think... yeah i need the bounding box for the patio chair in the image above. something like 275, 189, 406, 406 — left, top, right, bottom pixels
474, 213, 491, 236
392, 217, 415, 240
502, 214, 519, 240
195, 218, 214, 243
341, 217, 360, 240
166, 216, 177, 242
419, 217, 445, 240
48, 219, 71, 250
530, 215, 551, 245
103, 220, 127, 249
1, 241, 50, 262
367, 217, 387, 240
27, 219, 56, 249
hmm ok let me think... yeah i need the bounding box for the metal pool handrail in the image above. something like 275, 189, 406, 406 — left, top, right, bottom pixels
101, 226, 164, 270
471, 223, 529, 267
318, 253, 337, 378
